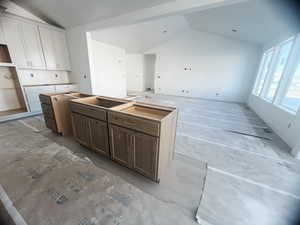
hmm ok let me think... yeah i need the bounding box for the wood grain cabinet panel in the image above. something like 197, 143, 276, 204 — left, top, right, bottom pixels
109, 125, 132, 168
90, 119, 109, 156
132, 132, 159, 180
72, 113, 91, 147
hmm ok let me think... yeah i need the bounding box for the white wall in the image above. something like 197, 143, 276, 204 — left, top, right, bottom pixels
126, 54, 144, 92
144, 54, 156, 90
248, 95, 300, 150
67, 27, 92, 94
87, 35, 127, 98
247, 34, 300, 152
146, 29, 261, 102
65, 1, 247, 95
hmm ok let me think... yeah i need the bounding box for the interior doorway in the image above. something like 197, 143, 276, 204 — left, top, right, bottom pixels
143, 54, 156, 92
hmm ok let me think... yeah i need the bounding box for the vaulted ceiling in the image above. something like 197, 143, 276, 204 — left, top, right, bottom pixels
185, 0, 300, 45
91, 16, 189, 53
8, 0, 300, 47
10, 0, 174, 28
90, 0, 300, 53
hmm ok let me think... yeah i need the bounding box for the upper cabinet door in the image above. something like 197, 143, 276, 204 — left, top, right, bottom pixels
2, 17, 45, 69
53, 30, 71, 71
39, 26, 71, 71
0, 18, 5, 44
1, 17, 27, 67
22, 22, 45, 69
39, 26, 57, 70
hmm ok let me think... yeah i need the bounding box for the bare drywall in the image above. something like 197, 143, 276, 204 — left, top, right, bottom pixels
126, 54, 144, 92
146, 29, 261, 102
144, 54, 156, 90
248, 95, 300, 150
87, 34, 126, 98
247, 34, 300, 151
65, 0, 250, 95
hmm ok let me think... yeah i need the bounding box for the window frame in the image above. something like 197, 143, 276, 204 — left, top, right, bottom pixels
252, 48, 275, 96
277, 38, 300, 113
251, 34, 300, 114
262, 37, 295, 102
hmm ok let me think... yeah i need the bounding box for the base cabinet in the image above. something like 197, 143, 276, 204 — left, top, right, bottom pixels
132, 132, 159, 180
69, 97, 178, 183
109, 125, 132, 168
72, 113, 110, 157
90, 118, 109, 156
109, 124, 159, 181
72, 113, 91, 146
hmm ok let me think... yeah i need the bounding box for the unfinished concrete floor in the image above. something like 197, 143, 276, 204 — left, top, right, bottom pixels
0, 93, 300, 225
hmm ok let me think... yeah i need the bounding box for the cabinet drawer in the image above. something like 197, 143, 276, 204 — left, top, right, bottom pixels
55, 84, 78, 92
69, 102, 106, 121
108, 112, 160, 136
24, 86, 55, 103
41, 103, 54, 119
39, 94, 51, 104
28, 101, 42, 112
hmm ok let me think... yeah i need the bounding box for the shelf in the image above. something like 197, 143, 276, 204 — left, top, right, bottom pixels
0, 108, 27, 117
0, 62, 16, 67
22, 83, 76, 87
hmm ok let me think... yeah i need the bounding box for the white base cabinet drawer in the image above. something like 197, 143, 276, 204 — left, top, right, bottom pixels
24, 86, 55, 103
55, 84, 78, 92
27, 101, 42, 112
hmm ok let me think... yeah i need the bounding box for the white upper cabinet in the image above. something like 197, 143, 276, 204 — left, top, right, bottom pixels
22, 22, 45, 69
2, 16, 45, 69
39, 26, 71, 71
0, 18, 5, 44
1, 17, 27, 67
39, 26, 56, 70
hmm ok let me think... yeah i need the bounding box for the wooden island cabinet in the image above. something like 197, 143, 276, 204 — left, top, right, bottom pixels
52, 96, 178, 183
39, 92, 92, 135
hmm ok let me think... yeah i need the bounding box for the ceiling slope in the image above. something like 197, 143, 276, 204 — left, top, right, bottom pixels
10, 0, 174, 28
185, 0, 300, 45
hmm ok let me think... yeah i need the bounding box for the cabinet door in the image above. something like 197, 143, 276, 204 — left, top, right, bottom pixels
72, 113, 91, 147
22, 22, 45, 69
109, 125, 132, 167
132, 132, 159, 180
53, 30, 71, 71
2, 17, 27, 67
39, 26, 56, 70
0, 19, 5, 44
90, 119, 109, 156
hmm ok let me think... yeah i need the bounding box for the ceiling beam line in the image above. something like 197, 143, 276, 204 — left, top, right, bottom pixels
83, 0, 248, 31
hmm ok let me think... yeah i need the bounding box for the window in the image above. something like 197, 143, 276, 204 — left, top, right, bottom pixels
265, 39, 294, 101
253, 49, 274, 96
281, 59, 300, 112
251, 34, 300, 114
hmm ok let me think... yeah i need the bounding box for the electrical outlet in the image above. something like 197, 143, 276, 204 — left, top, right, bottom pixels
288, 123, 292, 128
216, 93, 220, 96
